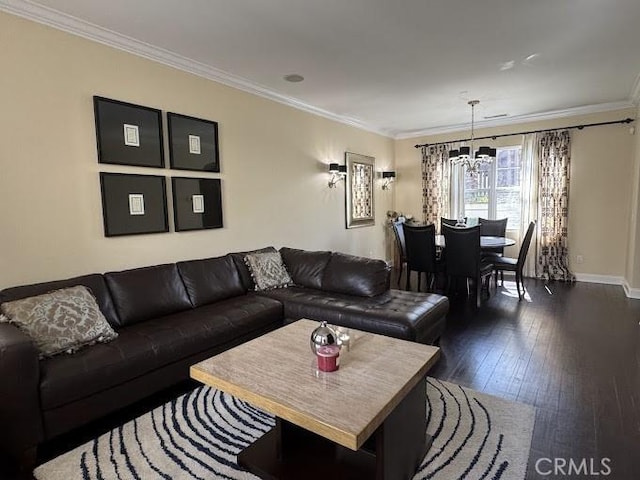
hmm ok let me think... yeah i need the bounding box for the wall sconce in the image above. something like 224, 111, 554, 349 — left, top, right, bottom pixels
328, 163, 347, 188
381, 171, 396, 189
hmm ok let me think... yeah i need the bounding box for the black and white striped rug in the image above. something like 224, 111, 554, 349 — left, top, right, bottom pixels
34, 378, 535, 480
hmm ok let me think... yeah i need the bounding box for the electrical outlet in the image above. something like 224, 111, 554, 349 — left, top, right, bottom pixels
576, 255, 584, 264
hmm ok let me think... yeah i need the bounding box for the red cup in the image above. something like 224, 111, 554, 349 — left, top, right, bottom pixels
316, 345, 340, 372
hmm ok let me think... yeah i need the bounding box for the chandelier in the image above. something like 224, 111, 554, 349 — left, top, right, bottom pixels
449, 100, 496, 175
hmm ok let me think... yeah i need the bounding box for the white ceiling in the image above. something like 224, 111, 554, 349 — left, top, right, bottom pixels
3, 0, 640, 138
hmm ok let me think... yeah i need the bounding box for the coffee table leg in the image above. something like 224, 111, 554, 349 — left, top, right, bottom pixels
238, 420, 375, 479
238, 377, 431, 480
374, 376, 430, 479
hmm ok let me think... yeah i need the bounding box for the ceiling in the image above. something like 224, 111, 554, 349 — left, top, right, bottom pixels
3, 0, 640, 138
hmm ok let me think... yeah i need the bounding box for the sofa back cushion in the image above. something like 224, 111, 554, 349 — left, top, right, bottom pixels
280, 247, 331, 290
229, 246, 277, 291
177, 255, 245, 307
321, 252, 390, 297
104, 264, 192, 326
0, 274, 121, 327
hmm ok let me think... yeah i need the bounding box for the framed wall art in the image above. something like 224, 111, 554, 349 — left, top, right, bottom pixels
93, 96, 164, 168
345, 152, 375, 228
171, 177, 223, 231
99, 173, 169, 237
167, 113, 220, 172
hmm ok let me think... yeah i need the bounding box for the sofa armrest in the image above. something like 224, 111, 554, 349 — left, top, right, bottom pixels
0, 323, 44, 457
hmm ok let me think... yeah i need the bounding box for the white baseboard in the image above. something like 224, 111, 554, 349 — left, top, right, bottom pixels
623, 281, 640, 299
574, 273, 624, 286
574, 274, 640, 299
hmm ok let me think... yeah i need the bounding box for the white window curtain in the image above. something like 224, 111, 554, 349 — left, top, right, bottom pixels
519, 134, 539, 277
449, 151, 466, 225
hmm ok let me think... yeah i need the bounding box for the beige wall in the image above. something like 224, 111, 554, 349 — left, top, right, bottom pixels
395, 109, 637, 279
626, 104, 640, 289
0, 12, 395, 290
1, 11, 636, 290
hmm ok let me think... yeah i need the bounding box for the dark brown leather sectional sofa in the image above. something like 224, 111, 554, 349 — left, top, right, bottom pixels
0, 246, 448, 467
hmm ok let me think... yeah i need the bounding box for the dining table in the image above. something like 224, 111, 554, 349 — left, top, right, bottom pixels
435, 235, 516, 249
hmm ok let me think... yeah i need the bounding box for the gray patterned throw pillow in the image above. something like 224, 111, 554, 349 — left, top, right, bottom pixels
244, 251, 292, 291
0, 285, 118, 358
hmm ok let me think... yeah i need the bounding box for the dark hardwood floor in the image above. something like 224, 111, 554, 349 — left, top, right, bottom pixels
2, 275, 639, 479
412, 274, 640, 479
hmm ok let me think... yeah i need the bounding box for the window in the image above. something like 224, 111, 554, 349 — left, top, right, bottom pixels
463, 146, 522, 229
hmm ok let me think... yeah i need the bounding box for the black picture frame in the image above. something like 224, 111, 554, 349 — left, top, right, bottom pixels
171, 177, 223, 232
167, 112, 220, 172
99, 173, 169, 237
93, 96, 164, 168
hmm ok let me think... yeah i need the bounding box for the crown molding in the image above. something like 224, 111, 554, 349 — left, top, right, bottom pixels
0, 0, 392, 138
394, 100, 636, 140
1, 1, 637, 141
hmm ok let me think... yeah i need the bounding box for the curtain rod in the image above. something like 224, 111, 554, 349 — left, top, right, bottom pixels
413, 117, 634, 149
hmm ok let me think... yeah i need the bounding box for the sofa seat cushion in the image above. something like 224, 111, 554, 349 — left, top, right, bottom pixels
39, 294, 283, 410
260, 287, 448, 344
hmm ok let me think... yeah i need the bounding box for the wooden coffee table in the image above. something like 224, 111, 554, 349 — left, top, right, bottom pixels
190, 319, 440, 479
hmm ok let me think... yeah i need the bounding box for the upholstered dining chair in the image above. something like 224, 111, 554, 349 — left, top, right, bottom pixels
441, 224, 494, 308
440, 217, 466, 232
479, 218, 508, 256
479, 217, 508, 283
403, 223, 442, 292
391, 220, 407, 286
493, 220, 536, 300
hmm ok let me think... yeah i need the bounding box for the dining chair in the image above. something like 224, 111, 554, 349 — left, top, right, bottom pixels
479, 217, 508, 283
493, 220, 536, 300
479, 217, 508, 256
441, 224, 494, 308
403, 223, 442, 292
440, 217, 466, 231
391, 220, 407, 286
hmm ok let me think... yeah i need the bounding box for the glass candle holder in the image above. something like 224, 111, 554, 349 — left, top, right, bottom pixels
335, 326, 351, 351
316, 345, 340, 372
